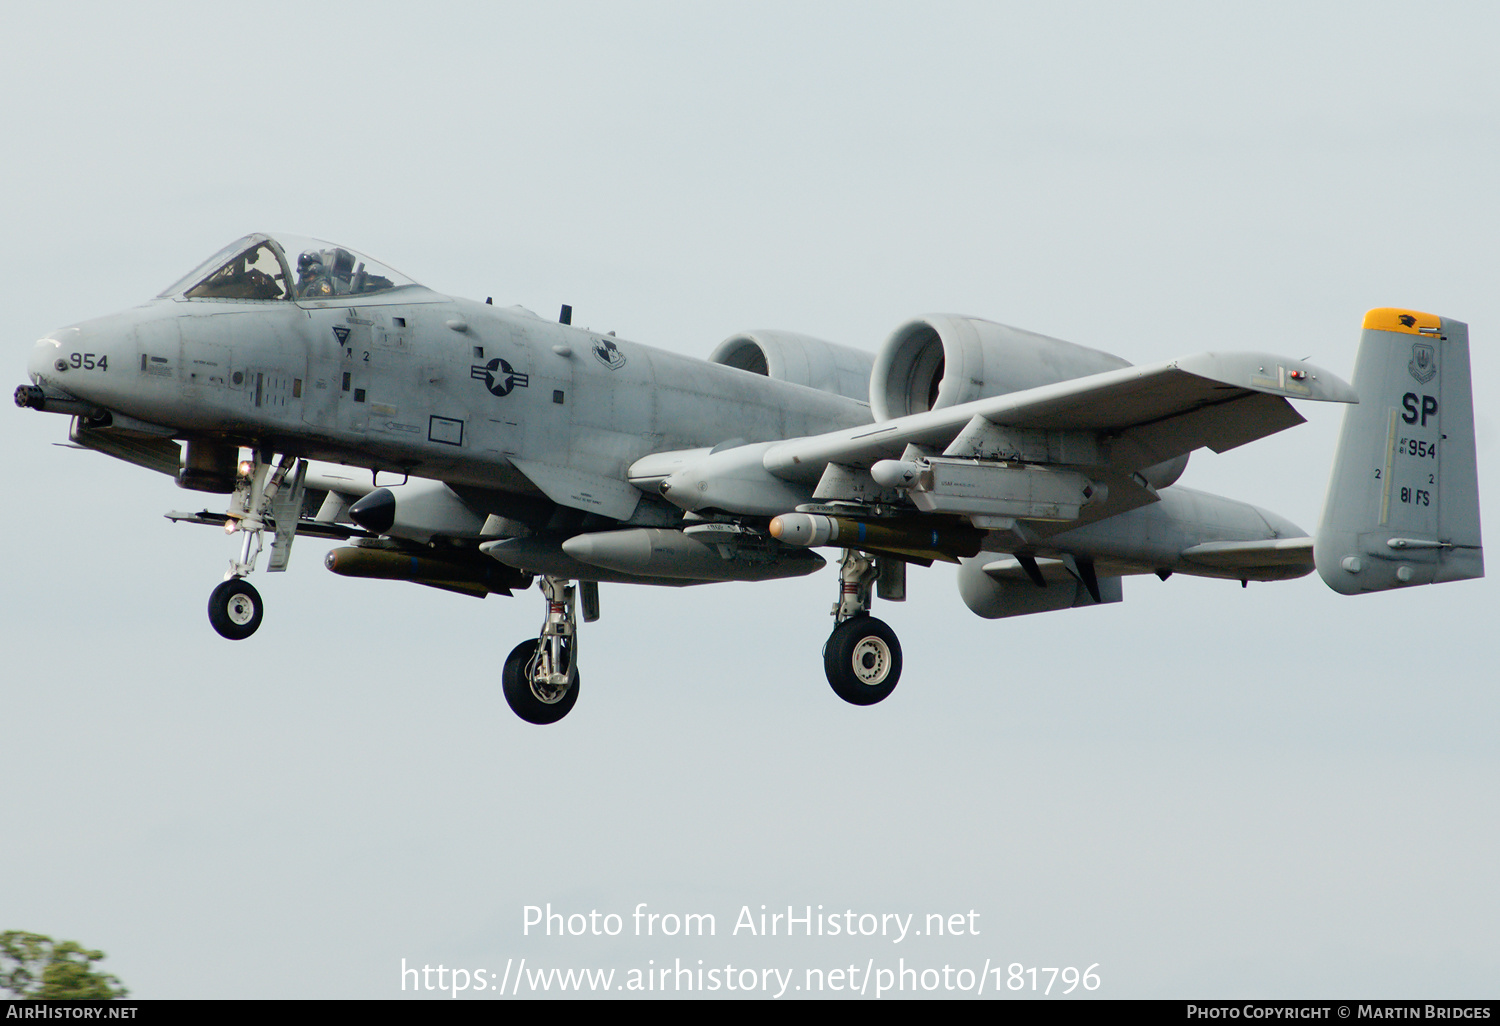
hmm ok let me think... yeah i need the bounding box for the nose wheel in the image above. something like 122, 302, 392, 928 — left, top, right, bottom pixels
201, 450, 305, 642
208, 578, 263, 640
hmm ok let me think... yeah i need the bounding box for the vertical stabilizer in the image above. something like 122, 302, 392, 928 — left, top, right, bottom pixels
1316, 309, 1483, 594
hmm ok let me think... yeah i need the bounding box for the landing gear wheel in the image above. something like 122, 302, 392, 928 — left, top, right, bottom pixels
502, 639, 580, 725
824, 615, 901, 706
208, 578, 263, 640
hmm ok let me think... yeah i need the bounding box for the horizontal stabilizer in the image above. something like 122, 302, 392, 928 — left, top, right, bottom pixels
1316, 309, 1483, 594
958, 553, 1123, 618
1180, 537, 1314, 581
979, 555, 1077, 584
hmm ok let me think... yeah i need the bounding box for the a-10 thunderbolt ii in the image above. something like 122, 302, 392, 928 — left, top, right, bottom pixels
15, 232, 1484, 723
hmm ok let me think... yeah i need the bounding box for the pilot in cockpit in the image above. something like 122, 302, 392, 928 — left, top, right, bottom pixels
297, 250, 335, 298
295, 245, 397, 298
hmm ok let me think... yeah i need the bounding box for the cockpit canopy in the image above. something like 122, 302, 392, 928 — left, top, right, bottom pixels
158, 233, 420, 301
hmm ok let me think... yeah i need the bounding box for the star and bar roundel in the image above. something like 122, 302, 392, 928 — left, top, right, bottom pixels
470, 358, 529, 397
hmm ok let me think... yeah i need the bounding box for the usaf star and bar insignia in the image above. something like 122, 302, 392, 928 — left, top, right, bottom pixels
471, 358, 530, 397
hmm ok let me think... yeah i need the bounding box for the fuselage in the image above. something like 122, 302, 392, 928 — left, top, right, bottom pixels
14, 236, 1481, 721
22, 232, 1312, 589
28, 282, 872, 500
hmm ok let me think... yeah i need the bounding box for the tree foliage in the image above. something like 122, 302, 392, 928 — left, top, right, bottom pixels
0, 932, 128, 999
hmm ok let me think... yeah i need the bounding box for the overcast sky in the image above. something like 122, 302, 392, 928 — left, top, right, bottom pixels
2, 1, 1496, 1000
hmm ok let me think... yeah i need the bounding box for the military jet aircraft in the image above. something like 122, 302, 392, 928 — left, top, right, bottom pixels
16, 232, 1484, 723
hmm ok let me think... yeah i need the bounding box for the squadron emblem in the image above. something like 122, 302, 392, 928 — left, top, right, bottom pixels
1408, 342, 1437, 385
470, 358, 530, 397
592, 336, 626, 370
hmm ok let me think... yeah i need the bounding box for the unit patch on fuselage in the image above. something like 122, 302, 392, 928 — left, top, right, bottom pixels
592, 336, 626, 370
471, 358, 530, 397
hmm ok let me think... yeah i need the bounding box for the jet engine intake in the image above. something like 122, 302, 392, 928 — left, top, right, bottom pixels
711, 330, 874, 403
869, 315, 1132, 421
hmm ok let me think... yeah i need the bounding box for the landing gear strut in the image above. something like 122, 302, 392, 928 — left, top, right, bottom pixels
823, 549, 902, 705
502, 576, 581, 724
206, 449, 304, 640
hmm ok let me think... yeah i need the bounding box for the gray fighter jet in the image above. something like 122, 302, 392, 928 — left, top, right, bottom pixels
16, 233, 1484, 723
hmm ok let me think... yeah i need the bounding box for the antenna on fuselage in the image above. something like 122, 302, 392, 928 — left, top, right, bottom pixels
559, 304, 572, 325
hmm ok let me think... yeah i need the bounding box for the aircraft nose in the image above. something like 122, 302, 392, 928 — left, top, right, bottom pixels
27, 324, 124, 398
27, 334, 69, 385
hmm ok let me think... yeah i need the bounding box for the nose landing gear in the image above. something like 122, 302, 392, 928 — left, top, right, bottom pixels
205, 450, 305, 641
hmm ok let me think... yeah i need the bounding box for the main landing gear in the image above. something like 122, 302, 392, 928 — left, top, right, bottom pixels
502, 576, 587, 725
823, 549, 902, 706
206, 450, 305, 641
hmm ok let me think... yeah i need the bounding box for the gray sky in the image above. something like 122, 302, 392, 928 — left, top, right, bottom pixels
2, 0, 1496, 999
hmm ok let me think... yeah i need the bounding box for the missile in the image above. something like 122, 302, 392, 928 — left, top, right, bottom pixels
768, 513, 984, 563
324, 546, 529, 596
870, 459, 922, 488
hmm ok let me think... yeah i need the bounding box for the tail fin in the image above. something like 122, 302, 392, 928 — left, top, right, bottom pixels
1316, 309, 1483, 594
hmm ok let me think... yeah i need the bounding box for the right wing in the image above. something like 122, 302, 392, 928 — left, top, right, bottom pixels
763, 351, 1356, 483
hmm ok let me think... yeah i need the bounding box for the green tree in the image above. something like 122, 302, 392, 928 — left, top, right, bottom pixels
0, 932, 128, 999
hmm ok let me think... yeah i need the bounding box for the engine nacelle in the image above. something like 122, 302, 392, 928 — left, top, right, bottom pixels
870, 315, 1132, 421
710, 330, 873, 403
957, 555, 1123, 619
870, 315, 1189, 488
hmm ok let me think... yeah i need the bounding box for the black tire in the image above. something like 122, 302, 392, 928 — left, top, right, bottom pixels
208, 578, 263, 640
502, 639, 580, 725
824, 615, 901, 706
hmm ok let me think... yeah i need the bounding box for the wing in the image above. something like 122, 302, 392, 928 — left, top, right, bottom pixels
637, 349, 1355, 539
763, 351, 1356, 482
